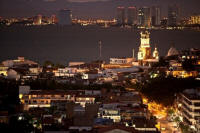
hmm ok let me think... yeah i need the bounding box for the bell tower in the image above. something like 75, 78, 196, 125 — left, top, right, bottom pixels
138, 31, 151, 61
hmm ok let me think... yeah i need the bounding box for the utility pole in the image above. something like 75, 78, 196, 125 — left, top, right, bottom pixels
99, 40, 102, 59
98, 41, 102, 70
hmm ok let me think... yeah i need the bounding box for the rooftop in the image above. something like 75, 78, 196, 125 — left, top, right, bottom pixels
96, 124, 139, 133
28, 90, 81, 95
167, 46, 179, 57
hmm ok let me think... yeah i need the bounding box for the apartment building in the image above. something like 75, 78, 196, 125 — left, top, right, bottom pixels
178, 89, 200, 131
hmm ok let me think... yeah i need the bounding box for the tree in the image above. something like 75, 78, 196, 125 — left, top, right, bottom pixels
167, 108, 175, 116
179, 122, 192, 133
182, 59, 196, 71
138, 77, 200, 106
43, 60, 54, 68
152, 56, 169, 67
174, 116, 181, 126
0, 79, 20, 114
9, 115, 34, 133
54, 63, 65, 68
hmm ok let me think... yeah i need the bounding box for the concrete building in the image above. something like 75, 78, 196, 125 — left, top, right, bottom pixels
99, 104, 121, 123
75, 95, 96, 107
19, 86, 31, 98
2, 57, 38, 67
7, 68, 28, 80
117, 6, 125, 26
50, 14, 57, 24
82, 73, 99, 80
179, 48, 200, 61
178, 89, 200, 132
168, 5, 179, 26
151, 6, 161, 26
85, 90, 101, 96
54, 68, 77, 77
0, 65, 8, 76
58, 9, 72, 25
34, 14, 42, 25
110, 58, 134, 65
29, 66, 43, 75
189, 15, 200, 25
138, 7, 151, 27
127, 6, 137, 26
69, 62, 85, 67
20, 90, 76, 110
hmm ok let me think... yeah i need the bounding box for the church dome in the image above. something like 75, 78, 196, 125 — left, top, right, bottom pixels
167, 46, 179, 57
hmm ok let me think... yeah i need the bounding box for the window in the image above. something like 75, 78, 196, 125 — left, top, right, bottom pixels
194, 109, 200, 113
67, 95, 70, 99
86, 98, 90, 101
194, 103, 200, 107
32, 95, 37, 98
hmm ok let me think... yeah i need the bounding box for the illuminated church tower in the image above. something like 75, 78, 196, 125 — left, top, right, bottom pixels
153, 46, 159, 59
138, 31, 151, 62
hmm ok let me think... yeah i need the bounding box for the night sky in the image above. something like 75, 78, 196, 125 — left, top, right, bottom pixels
1, 0, 200, 19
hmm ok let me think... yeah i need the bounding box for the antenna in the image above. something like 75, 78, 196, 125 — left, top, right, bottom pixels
132, 48, 135, 59
99, 41, 102, 59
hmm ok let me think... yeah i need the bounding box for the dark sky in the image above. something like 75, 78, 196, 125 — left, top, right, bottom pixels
0, 0, 200, 19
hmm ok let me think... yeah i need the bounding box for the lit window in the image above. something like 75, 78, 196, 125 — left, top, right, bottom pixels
86, 98, 90, 101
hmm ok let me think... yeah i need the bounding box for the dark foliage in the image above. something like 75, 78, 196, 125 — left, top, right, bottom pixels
43, 60, 65, 68
0, 78, 20, 114
138, 77, 200, 106
152, 57, 169, 68
182, 59, 196, 71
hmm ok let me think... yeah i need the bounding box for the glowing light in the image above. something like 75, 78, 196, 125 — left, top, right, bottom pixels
142, 97, 167, 119
19, 94, 23, 99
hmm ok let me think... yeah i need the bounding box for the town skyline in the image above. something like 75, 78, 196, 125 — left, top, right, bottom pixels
1, 0, 200, 19
1, 0, 200, 132
1, 29, 200, 132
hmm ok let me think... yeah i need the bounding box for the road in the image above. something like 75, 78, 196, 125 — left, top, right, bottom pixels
158, 118, 181, 133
